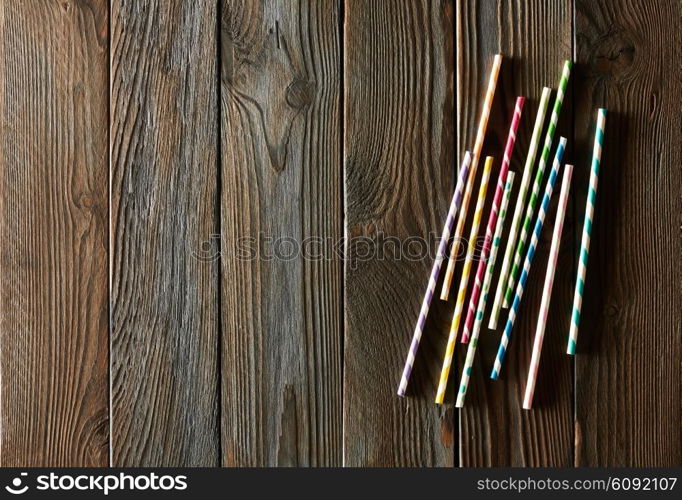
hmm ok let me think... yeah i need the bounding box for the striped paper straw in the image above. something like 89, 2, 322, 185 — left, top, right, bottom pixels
523, 164, 573, 409
396, 153, 472, 397
455, 171, 515, 408
503, 61, 572, 309
435, 156, 493, 404
489, 87, 552, 329
567, 109, 606, 355
491, 137, 567, 380
440, 54, 502, 300
462, 96, 525, 343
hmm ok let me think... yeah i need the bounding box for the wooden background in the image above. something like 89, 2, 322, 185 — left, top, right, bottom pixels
0, 0, 679, 467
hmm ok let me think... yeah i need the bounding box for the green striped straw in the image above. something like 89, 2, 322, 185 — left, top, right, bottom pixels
455, 172, 515, 407
568, 108, 606, 354
489, 87, 551, 329
503, 60, 572, 308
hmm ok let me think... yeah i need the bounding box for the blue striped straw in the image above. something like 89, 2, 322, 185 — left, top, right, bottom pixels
397, 152, 472, 396
491, 138, 567, 380
567, 109, 606, 354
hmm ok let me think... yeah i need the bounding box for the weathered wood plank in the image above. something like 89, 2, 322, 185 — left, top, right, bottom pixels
110, 0, 220, 465
0, 0, 109, 466
343, 0, 456, 466
220, 0, 342, 466
457, 0, 574, 466
573, 0, 682, 466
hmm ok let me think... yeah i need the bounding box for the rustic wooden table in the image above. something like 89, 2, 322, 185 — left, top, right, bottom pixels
0, 0, 679, 467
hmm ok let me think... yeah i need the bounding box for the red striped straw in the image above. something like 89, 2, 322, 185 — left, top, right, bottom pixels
523, 164, 573, 409
462, 96, 525, 343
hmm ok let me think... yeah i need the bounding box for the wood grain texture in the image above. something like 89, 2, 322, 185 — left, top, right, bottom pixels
0, 0, 679, 468
457, 0, 574, 466
573, 0, 682, 466
110, 0, 220, 465
221, 0, 342, 466
0, 0, 109, 466
343, 0, 456, 466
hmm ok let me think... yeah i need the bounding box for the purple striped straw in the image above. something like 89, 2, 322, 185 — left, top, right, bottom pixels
397, 152, 472, 396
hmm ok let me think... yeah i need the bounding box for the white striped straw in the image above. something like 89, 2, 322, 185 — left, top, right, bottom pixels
489, 87, 552, 329
523, 164, 573, 410
397, 153, 472, 396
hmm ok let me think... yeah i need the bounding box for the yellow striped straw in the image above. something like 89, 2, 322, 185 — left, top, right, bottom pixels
440, 54, 502, 300
435, 156, 493, 404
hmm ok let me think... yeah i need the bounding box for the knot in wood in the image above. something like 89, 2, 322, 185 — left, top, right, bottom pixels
594, 31, 636, 78
285, 78, 314, 110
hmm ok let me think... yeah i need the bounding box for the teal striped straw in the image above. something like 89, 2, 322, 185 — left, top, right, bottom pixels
568, 109, 606, 354
503, 60, 572, 308
492, 137, 566, 380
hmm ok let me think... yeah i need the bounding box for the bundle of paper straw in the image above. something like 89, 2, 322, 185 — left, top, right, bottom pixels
395, 56, 594, 407
501, 61, 572, 310
435, 156, 493, 404
462, 96, 525, 343
441, 55, 502, 300
568, 109, 606, 354
523, 164, 573, 409
491, 137, 567, 380
455, 172, 515, 407
396, 153, 472, 397
489, 87, 552, 329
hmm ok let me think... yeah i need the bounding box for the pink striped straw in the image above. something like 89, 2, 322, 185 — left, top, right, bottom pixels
523, 164, 573, 409
462, 96, 525, 343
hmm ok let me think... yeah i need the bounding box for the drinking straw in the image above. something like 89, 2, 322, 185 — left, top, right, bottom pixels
435, 156, 493, 404
567, 109, 606, 355
440, 54, 502, 300
502, 61, 572, 309
462, 96, 525, 343
523, 164, 573, 409
455, 171, 515, 407
397, 152, 472, 397
489, 87, 552, 329
491, 137, 566, 380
